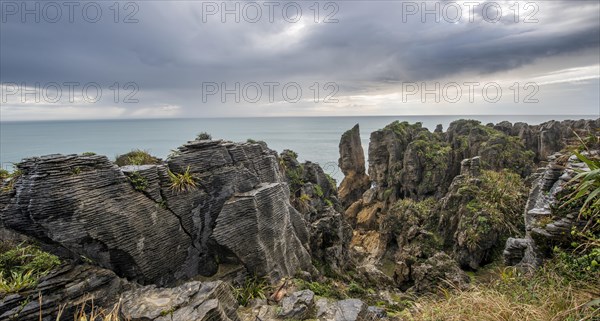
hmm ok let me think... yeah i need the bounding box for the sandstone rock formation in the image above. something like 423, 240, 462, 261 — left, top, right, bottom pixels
338, 124, 371, 208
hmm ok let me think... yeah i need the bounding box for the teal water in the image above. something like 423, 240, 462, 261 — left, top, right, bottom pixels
1, 115, 597, 183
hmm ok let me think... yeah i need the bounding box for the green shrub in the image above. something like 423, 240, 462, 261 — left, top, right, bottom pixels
247, 138, 266, 145
299, 194, 311, 203
0, 169, 9, 180
0, 270, 37, 294
295, 279, 345, 299
462, 170, 527, 240
115, 149, 161, 166
314, 185, 324, 197
71, 167, 81, 175
285, 167, 305, 193
81, 152, 96, 156
197, 132, 212, 140
167, 166, 198, 193
1, 169, 22, 193
348, 282, 367, 296
563, 151, 600, 216
325, 174, 337, 190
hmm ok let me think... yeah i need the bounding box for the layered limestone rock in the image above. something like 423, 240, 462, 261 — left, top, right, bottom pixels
365, 118, 598, 203
213, 183, 313, 281
437, 157, 528, 269
0, 140, 314, 286
0, 154, 191, 285
338, 124, 371, 208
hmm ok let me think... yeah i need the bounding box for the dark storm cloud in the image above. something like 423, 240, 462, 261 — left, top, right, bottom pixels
0, 0, 599, 118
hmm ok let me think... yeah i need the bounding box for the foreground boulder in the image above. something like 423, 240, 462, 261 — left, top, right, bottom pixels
239, 289, 388, 321
120, 280, 240, 321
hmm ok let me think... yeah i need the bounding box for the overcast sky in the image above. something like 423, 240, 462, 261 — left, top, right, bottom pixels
1, 0, 599, 121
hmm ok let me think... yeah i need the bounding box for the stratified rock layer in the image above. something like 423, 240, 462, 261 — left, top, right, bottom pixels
213, 183, 313, 280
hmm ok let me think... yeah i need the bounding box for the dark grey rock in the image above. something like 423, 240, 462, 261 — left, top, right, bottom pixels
316, 298, 382, 321
278, 290, 315, 319
212, 183, 313, 281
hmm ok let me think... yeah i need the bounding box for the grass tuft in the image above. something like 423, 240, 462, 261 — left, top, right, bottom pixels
232, 275, 270, 306
167, 166, 198, 193
0, 243, 61, 294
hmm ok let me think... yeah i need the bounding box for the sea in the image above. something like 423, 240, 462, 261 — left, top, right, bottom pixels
1, 115, 597, 183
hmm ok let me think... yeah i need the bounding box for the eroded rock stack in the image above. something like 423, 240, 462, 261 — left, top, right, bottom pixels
338, 124, 371, 208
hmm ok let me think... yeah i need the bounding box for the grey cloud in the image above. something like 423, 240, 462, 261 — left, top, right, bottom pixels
0, 0, 599, 118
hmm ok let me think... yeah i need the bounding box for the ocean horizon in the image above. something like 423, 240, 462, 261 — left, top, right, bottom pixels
1, 115, 598, 183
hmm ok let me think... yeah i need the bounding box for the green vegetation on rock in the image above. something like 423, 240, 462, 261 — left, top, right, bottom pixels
167, 165, 198, 193
196, 132, 212, 140
232, 275, 270, 306
128, 171, 148, 192
0, 243, 61, 294
554, 151, 600, 278
115, 149, 161, 167
402, 261, 599, 320
0, 169, 22, 193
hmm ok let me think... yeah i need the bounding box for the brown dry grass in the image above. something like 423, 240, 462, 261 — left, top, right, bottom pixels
398, 265, 600, 321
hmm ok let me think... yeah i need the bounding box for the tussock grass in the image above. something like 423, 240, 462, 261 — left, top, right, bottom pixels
0, 242, 61, 294
232, 275, 270, 306
167, 166, 198, 193
401, 264, 600, 321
